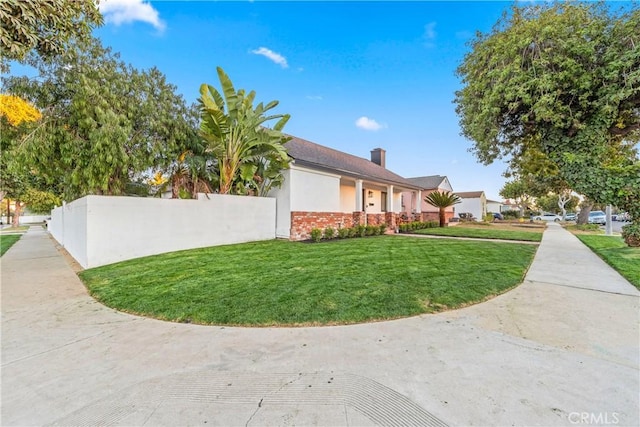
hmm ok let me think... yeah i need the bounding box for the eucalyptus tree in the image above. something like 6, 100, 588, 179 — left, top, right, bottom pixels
3, 37, 198, 201
424, 191, 461, 227
455, 2, 640, 244
198, 67, 291, 195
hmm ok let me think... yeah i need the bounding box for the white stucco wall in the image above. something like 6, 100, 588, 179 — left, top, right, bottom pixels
364, 189, 381, 213
50, 198, 89, 268
456, 197, 487, 221
49, 194, 276, 269
270, 168, 292, 239
340, 185, 356, 212
486, 201, 502, 214
289, 166, 341, 212
393, 192, 402, 213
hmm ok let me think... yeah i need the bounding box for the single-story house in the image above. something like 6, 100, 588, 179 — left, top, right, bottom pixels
270, 136, 426, 240
501, 199, 520, 213
454, 191, 487, 221
401, 175, 455, 223
486, 199, 503, 215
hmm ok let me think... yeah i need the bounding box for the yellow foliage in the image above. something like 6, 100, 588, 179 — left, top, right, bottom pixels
0, 94, 41, 126
148, 171, 168, 186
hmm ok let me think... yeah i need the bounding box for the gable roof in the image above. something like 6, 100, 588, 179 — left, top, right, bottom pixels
407, 175, 450, 190
455, 191, 485, 199
284, 136, 422, 190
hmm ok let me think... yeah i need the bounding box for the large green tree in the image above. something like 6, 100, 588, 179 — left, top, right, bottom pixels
0, 0, 102, 66
0, 95, 58, 225
455, 2, 640, 243
199, 67, 291, 195
3, 37, 199, 201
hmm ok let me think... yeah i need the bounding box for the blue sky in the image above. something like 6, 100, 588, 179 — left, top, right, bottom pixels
95, 0, 520, 201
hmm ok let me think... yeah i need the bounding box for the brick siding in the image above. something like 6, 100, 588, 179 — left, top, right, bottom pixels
290, 212, 355, 240
291, 211, 401, 240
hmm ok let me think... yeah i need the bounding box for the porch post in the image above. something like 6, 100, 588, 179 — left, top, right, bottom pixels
415, 190, 422, 214
355, 179, 363, 211
387, 185, 394, 212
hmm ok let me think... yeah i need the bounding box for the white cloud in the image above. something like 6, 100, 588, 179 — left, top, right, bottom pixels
423, 22, 437, 40
251, 47, 289, 68
355, 116, 386, 131
423, 22, 437, 47
99, 0, 166, 32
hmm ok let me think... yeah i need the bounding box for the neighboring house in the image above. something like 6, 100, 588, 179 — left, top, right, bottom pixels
401, 175, 455, 223
454, 191, 487, 221
486, 199, 503, 215
501, 199, 521, 214
270, 136, 425, 240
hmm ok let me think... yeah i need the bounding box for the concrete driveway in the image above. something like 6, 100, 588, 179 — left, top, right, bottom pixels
1, 224, 638, 426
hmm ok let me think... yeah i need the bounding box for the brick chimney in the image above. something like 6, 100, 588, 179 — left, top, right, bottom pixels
370, 148, 386, 168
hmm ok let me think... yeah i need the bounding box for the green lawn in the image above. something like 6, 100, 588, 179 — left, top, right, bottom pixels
80, 236, 537, 326
1, 234, 22, 256
412, 225, 543, 242
576, 235, 640, 289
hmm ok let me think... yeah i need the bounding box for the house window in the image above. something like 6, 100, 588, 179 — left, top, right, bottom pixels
381, 192, 387, 212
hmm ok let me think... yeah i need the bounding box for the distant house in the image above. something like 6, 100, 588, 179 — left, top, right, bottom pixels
486, 199, 503, 215
454, 191, 487, 221
501, 199, 520, 213
270, 137, 424, 240
401, 175, 455, 223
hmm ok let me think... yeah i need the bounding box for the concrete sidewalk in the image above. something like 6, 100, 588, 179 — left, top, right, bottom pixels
1, 224, 638, 426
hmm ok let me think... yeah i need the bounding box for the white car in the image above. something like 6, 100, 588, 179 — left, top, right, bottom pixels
533, 212, 562, 222
588, 211, 606, 225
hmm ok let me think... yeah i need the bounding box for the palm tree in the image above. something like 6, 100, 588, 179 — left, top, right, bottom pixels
198, 67, 291, 195
424, 191, 461, 227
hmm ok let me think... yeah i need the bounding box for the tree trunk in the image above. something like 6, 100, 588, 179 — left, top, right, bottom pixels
558, 193, 570, 219
439, 207, 446, 227
577, 201, 593, 225
12, 201, 22, 227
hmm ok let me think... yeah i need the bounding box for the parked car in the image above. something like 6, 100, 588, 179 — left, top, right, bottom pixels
533, 212, 562, 222
564, 213, 576, 221
588, 211, 606, 225
614, 212, 630, 222
493, 212, 504, 220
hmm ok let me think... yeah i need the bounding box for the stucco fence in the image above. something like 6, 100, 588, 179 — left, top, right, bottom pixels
49, 194, 276, 269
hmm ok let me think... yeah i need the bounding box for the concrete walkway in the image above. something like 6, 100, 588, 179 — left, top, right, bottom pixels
1, 224, 638, 426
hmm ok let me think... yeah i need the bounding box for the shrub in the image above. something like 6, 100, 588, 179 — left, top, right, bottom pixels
484, 214, 494, 222
573, 224, 600, 231
337, 227, 350, 239
621, 223, 640, 247
379, 224, 387, 234
364, 225, 374, 236
310, 228, 322, 243
323, 227, 335, 240
348, 227, 358, 238
503, 210, 519, 219
357, 224, 367, 237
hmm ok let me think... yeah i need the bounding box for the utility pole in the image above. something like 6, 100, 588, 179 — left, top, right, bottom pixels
605, 205, 613, 236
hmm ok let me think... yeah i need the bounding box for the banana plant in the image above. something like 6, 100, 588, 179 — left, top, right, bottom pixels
198, 67, 291, 195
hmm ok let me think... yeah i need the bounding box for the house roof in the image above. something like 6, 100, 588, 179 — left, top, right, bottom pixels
407, 175, 449, 190
455, 191, 485, 198
284, 136, 422, 190
486, 199, 502, 204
